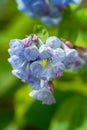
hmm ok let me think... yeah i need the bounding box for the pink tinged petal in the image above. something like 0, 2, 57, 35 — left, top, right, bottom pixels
64, 41, 73, 48
32, 34, 38, 42
55, 72, 63, 78
48, 81, 54, 93
22, 36, 32, 47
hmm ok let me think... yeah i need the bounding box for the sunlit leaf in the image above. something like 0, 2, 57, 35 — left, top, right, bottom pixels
33, 25, 49, 42
58, 7, 80, 43
49, 94, 87, 130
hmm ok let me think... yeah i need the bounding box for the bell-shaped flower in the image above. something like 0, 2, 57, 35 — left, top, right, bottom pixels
46, 36, 61, 49
39, 45, 53, 60
52, 48, 66, 63
24, 45, 40, 61
63, 44, 79, 62
29, 80, 56, 105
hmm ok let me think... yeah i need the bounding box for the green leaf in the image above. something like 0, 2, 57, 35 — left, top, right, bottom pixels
0, 13, 40, 49
76, 8, 87, 24
58, 7, 80, 43
23, 90, 76, 130
54, 72, 87, 96
0, 49, 22, 98
78, 66, 87, 83
76, 31, 87, 46
0, 107, 14, 130
3, 122, 20, 130
33, 25, 49, 42
49, 93, 87, 130
14, 85, 34, 127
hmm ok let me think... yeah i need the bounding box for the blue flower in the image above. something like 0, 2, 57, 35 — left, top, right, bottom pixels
30, 61, 44, 78
27, 73, 41, 90
46, 36, 61, 49
63, 44, 79, 62
8, 34, 82, 104
24, 45, 40, 61
12, 61, 28, 82
39, 45, 53, 60
52, 0, 82, 5
72, 60, 84, 70
8, 35, 41, 81
52, 62, 65, 74
8, 39, 25, 59
16, 0, 49, 18
16, 0, 61, 26
29, 80, 56, 105
52, 48, 66, 63
41, 8, 62, 26
16, 0, 81, 26
8, 55, 23, 69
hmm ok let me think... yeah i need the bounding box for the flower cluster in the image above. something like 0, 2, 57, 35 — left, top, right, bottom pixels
8, 34, 79, 104
16, 0, 81, 26
65, 42, 87, 70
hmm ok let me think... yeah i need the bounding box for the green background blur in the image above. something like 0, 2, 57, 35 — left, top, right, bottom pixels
0, 0, 87, 130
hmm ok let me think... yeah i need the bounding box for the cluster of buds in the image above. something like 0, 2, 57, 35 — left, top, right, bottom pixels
8, 34, 84, 104
16, 0, 81, 26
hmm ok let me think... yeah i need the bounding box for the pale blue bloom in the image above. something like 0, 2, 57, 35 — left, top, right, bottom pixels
46, 36, 61, 49
40, 68, 53, 80
52, 0, 82, 5
39, 45, 53, 60
8, 35, 41, 82
29, 80, 56, 105
27, 73, 41, 90
16, 0, 61, 26
16, 0, 49, 18
16, 0, 81, 26
8, 39, 25, 59
41, 8, 62, 26
29, 60, 52, 80
8, 55, 23, 69
72, 60, 84, 70
52, 62, 65, 74
8, 34, 81, 104
63, 44, 79, 62
24, 45, 40, 61
30, 61, 44, 78
52, 48, 66, 63
12, 61, 28, 82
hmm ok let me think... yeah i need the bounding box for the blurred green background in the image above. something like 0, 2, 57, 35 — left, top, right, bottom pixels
0, 0, 87, 130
